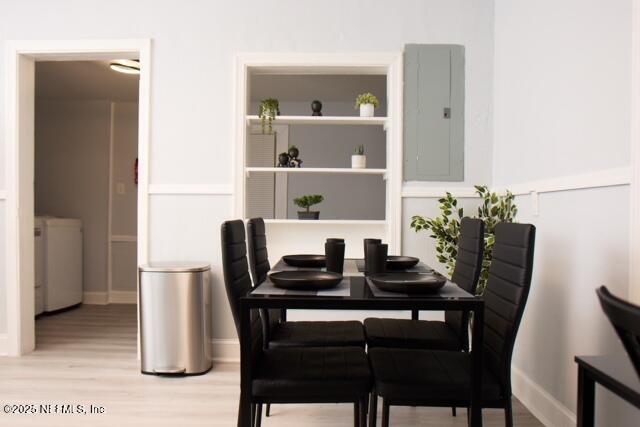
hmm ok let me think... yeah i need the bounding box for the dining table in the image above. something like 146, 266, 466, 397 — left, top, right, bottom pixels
237, 258, 485, 427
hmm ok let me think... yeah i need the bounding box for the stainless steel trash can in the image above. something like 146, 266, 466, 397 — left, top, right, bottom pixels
139, 262, 212, 375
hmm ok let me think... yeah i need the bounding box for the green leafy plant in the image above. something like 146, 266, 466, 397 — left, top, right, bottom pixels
258, 98, 279, 134
355, 92, 380, 108
354, 145, 365, 155
410, 185, 518, 294
293, 194, 324, 212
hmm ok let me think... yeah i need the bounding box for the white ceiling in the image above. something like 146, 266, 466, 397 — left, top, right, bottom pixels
36, 60, 139, 101
249, 74, 386, 103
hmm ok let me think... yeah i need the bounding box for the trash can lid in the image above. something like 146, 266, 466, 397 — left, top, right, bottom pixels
139, 261, 211, 273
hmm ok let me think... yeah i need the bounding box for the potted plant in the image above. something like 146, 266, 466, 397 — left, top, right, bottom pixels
352, 145, 366, 168
355, 92, 380, 117
294, 194, 324, 220
258, 98, 280, 134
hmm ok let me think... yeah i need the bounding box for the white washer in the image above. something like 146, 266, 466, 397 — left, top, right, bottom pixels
35, 216, 83, 313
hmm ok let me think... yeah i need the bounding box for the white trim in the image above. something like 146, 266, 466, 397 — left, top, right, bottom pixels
245, 115, 388, 126
211, 338, 240, 363
265, 219, 386, 225
401, 167, 631, 199
0, 334, 8, 356
630, 0, 640, 304
82, 292, 109, 305
148, 184, 233, 195
109, 291, 137, 304
107, 102, 115, 307
402, 186, 479, 198
4, 39, 151, 357
512, 365, 576, 427
0, 190, 6, 200
234, 52, 403, 254
245, 167, 387, 175
111, 235, 137, 242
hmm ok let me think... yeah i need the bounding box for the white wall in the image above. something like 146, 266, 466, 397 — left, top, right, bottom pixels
34, 99, 138, 296
493, 0, 638, 425
0, 0, 497, 339
35, 100, 111, 294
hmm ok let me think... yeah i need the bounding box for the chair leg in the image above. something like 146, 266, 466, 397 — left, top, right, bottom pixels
381, 399, 390, 427
369, 393, 378, 427
505, 397, 514, 427
265, 403, 271, 417
452, 406, 457, 416
255, 404, 262, 427
354, 401, 360, 427
359, 397, 367, 427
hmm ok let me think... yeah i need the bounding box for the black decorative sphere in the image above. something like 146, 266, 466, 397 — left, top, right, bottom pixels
288, 146, 299, 158
311, 100, 323, 116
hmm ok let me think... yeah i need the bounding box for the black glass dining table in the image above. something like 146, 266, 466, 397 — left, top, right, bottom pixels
237, 258, 485, 427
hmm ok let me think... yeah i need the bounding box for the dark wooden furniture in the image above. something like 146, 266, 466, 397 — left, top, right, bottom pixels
222, 220, 371, 427
237, 266, 486, 427
364, 217, 484, 352
367, 222, 535, 427
575, 355, 640, 427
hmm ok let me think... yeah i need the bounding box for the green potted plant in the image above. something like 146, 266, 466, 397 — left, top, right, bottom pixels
352, 145, 366, 168
409, 185, 518, 295
293, 194, 324, 220
258, 98, 280, 134
355, 92, 380, 117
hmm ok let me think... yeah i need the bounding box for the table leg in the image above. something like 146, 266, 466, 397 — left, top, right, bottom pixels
469, 304, 484, 427
411, 309, 419, 320
238, 301, 252, 427
577, 365, 595, 427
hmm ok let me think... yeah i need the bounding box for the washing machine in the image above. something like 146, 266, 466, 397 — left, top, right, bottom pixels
35, 216, 83, 314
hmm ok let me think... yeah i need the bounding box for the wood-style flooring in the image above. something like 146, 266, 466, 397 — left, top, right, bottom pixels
0, 304, 543, 426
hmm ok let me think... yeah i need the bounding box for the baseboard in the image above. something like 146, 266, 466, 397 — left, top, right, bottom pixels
512, 365, 576, 427
109, 291, 137, 304
0, 333, 8, 356
211, 338, 239, 363
83, 292, 109, 305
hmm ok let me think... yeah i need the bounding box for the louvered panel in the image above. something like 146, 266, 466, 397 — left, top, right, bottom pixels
247, 133, 276, 167
246, 133, 276, 218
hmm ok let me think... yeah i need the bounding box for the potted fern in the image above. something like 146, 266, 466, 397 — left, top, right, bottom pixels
294, 194, 324, 220
355, 92, 380, 117
410, 185, 518, 295
258, 98, 280, 134
352, 145, 366, 168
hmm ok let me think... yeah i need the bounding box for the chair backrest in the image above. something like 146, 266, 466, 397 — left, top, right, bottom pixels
247, 218, 271, 285
482, 222, 536, 389
445, 217, 484, 350
597, 286, 640, 378
220, 220, 254, 337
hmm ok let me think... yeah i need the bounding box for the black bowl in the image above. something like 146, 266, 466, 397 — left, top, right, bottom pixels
269, 270, 343, 290
369, 272, 446, 294
386, 256, 420, 270
282, 254, 326, 268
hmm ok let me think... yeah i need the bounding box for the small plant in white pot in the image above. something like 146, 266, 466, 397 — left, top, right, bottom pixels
355, 92, 380, 117
294, 194, 324, 220
352, 145, 367, 169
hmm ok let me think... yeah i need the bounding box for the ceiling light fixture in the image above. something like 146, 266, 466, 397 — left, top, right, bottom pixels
110, 59, 140, 75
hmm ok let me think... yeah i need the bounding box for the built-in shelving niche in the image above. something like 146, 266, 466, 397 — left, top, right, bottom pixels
245, 73, 388, 222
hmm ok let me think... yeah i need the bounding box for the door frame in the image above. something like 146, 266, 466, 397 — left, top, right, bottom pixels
631, 1, 640, 304
3, 39, 151, 356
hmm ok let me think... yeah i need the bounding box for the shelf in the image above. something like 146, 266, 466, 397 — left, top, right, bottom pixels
264, 219, 387, 225
245, 167, 386, 175
246, 115, 388, 126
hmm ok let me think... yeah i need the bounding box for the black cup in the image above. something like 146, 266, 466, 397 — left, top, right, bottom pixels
325, 241, 346, 274
365, 243, 388, 275
326, 238, 345, 243
363, 238, 382, 261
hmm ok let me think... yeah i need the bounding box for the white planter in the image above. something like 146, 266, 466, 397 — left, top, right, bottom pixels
359, 103, 375, 117
352, 155, 367, 169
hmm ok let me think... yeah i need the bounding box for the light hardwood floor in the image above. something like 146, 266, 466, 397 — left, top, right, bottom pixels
0, 305, 542, 426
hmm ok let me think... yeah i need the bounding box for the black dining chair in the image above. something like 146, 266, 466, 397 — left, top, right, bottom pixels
246, 217, 365, 350
367, 222, 536, 427
364, 217, 484, 352
597, 286, 640, 378
221, 220, 372, 427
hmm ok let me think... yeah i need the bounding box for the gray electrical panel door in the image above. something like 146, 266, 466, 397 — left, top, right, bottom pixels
404, 44, 464, 181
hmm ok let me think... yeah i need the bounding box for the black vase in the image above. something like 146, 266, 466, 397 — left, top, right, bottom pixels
288, 147, 299, 158
278, 153, 290, 167
311, 100, 323, 116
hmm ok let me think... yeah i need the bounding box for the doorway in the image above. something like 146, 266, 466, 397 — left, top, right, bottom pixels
4, 40, 151, 356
